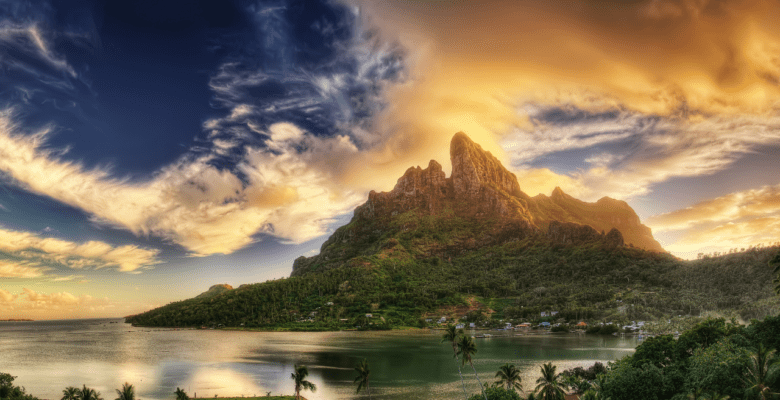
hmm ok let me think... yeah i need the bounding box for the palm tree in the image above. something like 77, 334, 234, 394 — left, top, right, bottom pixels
743, 343, 779, 400
457, 335, 488, 400
495, 363, 523, 393
442, 324, 469, 398
534, 363, 565, 400
174, 387, 189, 400
114, 383, 134, 400
62, 387, 79, 400
353, 358, 371, 399
291, 364, 316, 400
77, 385, 102, 400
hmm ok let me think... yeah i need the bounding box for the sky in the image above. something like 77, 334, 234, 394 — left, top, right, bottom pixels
1, 0, 780, 320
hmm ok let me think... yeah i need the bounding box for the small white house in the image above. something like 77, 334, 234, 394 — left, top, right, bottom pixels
469, 322, 475, 328
541, 311, 549, 317
439, 317, 447, 323
456, 324, 465, 329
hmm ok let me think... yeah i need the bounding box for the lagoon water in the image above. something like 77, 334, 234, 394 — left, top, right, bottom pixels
1, 319, 637, 400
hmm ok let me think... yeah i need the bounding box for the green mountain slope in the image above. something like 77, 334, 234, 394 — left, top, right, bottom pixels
125, 133, 778, 329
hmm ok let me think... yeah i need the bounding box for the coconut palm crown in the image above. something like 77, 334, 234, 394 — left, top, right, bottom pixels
442, 324, 469, 399
495, 363, 523, 393
62, 387, 79, 400
291, 364, 316, 400
114, 383, 134, 400
534, 363, 565, 400
353, 358, 371, 398
458, 335, 488, 400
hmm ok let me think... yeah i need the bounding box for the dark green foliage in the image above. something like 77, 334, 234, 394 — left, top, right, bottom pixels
586, 324, 619, 335
534, 363, 565, 400
630, 335, 679, 368
174, 388, 188, 400
771, 252, 780, 295
76, 385, 101, 400
114, 384, 134, 400
593, 316, 780, 400
468, 387, 522, 400
746, 314, 780, 352
125, 200, 780, 331
685, 338, 751, 400
599, 360, 673, 400
0, 373, 39, 400
353, 358, 371, 397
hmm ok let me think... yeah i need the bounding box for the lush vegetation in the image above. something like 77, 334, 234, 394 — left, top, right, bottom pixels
451, 313, 780, 400
0, 373, 38, 400
543, 316, 780, 400
125, 223, 780, 330
0, 380, 299, 400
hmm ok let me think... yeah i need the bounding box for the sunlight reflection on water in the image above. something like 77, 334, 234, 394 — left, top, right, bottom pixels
0, 320, 638, 400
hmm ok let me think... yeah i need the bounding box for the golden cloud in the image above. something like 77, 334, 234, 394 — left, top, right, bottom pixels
648, 183, 780, 231
0, 260, 47, 278
331, 0, 780, 178
0, 225, 160, 273
0, 288, 19, 302
646, 182, 780, 257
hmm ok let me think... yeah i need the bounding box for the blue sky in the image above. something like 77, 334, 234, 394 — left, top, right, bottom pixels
2, 0, 780, 319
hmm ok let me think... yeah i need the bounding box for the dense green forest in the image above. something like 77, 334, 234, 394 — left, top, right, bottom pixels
573, 315, 780, 400
125, 223, 779, 329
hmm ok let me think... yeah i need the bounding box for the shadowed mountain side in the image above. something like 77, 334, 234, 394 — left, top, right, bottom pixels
292, 132, 662, 277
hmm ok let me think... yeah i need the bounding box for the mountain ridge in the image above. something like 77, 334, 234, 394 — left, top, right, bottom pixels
292, 132, 662, 277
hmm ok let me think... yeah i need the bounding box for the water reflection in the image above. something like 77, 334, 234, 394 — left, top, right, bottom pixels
0, 320, 636, 400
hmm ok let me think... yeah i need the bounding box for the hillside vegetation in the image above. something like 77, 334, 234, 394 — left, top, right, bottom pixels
126, 133, 779, 330
125, 223, 779, 329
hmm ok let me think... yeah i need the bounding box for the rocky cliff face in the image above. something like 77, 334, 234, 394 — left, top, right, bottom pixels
292, 132, 663, 276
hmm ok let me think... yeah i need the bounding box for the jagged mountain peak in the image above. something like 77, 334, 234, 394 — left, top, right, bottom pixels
291, 132, 664, 276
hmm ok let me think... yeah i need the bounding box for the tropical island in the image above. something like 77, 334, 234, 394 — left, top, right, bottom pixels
125, 134, 779, 332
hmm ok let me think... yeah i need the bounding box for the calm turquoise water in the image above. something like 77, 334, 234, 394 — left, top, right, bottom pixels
0, 319, 637, 400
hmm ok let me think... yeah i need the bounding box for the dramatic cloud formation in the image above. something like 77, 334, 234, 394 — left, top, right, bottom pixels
508, 108, 780, 200
0, 225, 160, 273
0, 111, 365, 255
355, 0, 780, 172
646, 183, 780, 256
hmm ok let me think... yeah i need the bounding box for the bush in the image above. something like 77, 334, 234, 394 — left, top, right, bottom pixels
586, 324, 619, 335
550, 324, 569, 333
468, 387, 522, 400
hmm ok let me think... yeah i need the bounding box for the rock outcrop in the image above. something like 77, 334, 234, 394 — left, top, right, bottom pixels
292, 132, 664, 276
195, 284, 233, 299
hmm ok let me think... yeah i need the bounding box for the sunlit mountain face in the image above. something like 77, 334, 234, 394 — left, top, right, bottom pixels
1, 0, 779, 319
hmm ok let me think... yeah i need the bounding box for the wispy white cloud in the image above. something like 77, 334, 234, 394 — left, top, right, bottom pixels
0, 22, 77, 77
0, 111, 364, 255
508, 110, 780, 201
0, 225, 160, 273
